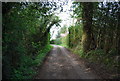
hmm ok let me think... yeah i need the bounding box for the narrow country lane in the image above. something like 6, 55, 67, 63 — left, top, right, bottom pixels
35, 45, 100, 79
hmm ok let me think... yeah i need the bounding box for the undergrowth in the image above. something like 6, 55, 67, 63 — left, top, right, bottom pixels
85, 49, 118, 69
60, 44, 69, 48
70, 45, 119, 78
11, 45, 53, 79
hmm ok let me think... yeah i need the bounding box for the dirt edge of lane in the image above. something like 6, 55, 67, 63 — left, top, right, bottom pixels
63, 47, 116, 79
33, 48, 53, 79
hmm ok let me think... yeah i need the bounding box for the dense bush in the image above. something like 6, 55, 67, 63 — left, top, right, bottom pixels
66, 2, 119, 78
68, 24, 83, 48
2, 2, 60, 79
50, 39, 55, 44
54, 38, 62, 45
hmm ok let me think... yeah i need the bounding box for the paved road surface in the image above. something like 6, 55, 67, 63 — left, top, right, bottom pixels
35, 45, 100, 79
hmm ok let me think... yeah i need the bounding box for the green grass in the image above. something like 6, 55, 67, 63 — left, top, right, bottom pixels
71, 46, 118, 72
12, 44, 53, 79
33, 45, 53, 66
85, 49, 118, 69
59, 44, 68, 48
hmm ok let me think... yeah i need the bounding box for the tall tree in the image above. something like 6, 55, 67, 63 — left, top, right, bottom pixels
2, 2, 61, 79
81, 2, 93, 53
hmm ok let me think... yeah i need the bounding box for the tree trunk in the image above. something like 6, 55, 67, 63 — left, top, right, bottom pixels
81, 2, 93, 53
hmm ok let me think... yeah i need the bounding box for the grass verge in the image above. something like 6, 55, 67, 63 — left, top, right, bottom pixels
33, 45, 53, 66
69, 46, 119, 79
12, 45, 53, 79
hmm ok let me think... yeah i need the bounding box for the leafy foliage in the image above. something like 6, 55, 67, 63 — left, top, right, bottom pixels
66, 2, 119, 78
68, 23, 83, 48
2, 2, 60, 79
